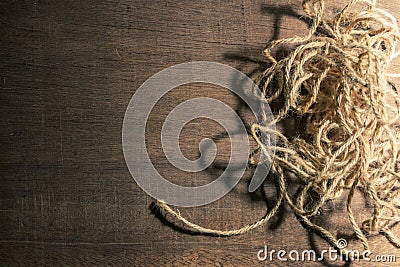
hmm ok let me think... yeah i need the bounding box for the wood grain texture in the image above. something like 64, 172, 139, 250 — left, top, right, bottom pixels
1, 0, 399, 266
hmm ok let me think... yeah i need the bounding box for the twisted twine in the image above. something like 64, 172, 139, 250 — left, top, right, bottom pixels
156, 0, 400, 254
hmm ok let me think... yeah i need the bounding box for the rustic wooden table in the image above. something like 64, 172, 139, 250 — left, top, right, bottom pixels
1, 0, 399, 266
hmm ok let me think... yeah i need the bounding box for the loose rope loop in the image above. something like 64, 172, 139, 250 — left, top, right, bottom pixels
156, 0, 400, 253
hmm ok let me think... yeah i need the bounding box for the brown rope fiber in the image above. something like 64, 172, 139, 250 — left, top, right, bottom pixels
156, 0, 400, 254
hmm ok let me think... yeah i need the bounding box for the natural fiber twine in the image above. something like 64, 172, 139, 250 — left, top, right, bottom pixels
156, 0, 400, 255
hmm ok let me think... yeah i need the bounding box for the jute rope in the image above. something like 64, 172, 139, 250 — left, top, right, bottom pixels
156, 0, 400, 254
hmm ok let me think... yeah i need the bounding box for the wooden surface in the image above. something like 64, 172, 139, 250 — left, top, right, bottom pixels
1, 1, 400, 266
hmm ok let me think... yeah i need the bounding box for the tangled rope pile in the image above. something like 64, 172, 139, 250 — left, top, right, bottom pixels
157, 0, 400, 255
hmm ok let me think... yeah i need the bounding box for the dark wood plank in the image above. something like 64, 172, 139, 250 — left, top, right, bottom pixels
1, 0, 399, 266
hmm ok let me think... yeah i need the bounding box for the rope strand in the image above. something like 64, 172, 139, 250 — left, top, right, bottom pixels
156, 0, 400, 253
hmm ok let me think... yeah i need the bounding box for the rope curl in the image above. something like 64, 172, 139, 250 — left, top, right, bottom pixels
156, 0, 400, 255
